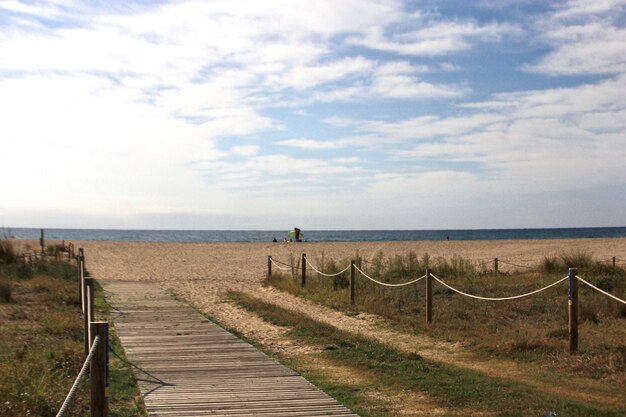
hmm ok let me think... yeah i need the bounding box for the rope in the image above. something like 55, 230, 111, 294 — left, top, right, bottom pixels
55, 336, 101, 417
271, 257, 292, 267
430, 274, 569, 301
109, 347, 172, 386
269, 258, 291, 271
101, 296, 125, 315
498, 259, 535, 269
354, 264, 426, 287
304, 257, 351, 277
576, 276, 626, 305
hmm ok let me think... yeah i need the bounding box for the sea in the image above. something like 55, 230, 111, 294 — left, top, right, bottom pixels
4, 227, 626, 243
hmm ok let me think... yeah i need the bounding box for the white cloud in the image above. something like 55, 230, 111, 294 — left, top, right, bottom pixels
312, 61, 465, 102
527, 1, 626, 75
527, 22, 626, 75
329, 113, 505, 141
2, 0, 625, 229
232, 145, 260, 156
487, 75, 626, 118
193, 153, 366, 198
0, 74, 228, 216
551, 0, 626, 19
440, 62, 460, 72
366, 171, 483, 199
391, 76, 626, 194
347, 20, 520, 56
577, 109, 626, 131
280, 57, 374, 91
278, 138, 347, 150
0, 0, 75, 19
333, 157, 361, 164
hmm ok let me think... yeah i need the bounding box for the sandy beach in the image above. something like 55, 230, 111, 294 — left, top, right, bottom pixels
78, 237, 626, 282
63, 238, 626, 341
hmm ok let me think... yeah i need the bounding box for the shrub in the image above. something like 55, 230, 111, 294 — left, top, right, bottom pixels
46, 244, 57, 256
560, 250, 594, 270
0, 280, 11, 302
539, 250, 626, 276
0, 237, 17, 264
540, 256, 560, 273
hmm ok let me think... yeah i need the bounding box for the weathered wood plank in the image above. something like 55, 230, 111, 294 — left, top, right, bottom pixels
101, 280, 359, 417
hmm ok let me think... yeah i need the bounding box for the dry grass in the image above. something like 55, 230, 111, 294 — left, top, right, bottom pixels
0, 279, 11, 302
268, 250, 626, 379
0, 235, 18, 264
0, 273, 88, 417
0, 239, 144, 417
230, 290, 626, 417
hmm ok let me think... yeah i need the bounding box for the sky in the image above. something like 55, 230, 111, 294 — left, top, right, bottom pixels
1, 0, 626, 230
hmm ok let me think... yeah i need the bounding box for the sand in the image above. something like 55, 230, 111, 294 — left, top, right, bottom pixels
63, 237, 626, 406
77, 237, 626, 281
72, 237, 626, 330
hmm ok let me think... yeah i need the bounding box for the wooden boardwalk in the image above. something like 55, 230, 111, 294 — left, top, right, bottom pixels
101, 280, 358, 417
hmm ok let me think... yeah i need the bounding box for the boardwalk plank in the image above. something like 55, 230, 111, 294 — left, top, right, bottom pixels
101, 280, 359, 417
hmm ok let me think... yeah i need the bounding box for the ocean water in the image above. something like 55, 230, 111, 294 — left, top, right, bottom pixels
4, 227, 626, 243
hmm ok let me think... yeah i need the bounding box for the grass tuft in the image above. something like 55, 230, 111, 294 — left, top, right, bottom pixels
0, 235, 18, 264
539, 250, 621, 275
0, 279, 11, 302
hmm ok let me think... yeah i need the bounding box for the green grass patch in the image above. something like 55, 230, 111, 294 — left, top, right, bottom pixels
93, 281, 147, 417
0, 263, 89, 417
229, 290, 626, 417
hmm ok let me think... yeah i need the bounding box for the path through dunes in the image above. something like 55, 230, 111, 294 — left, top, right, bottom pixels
102, 280, 358, 417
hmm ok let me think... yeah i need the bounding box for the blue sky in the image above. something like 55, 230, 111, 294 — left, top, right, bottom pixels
1, 0, 626, 230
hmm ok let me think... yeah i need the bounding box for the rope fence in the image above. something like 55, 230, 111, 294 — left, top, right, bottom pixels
55, 336, 101, 417
5, 233, 105, 415
269, 257, 292, 271
305, 256, 351, 277
57, 246, 110, 417
496, 259, 535, 270
271, 253, 626, 276
271, 257, 292, 267
268, 252, 626, 355
354, 264, 426, 287
430, 274, 569, 301
12, 230, 77, 263
576, 275, 626, 305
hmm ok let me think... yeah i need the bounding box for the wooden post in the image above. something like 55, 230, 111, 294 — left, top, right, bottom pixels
40, 229, 45, 254
301, 253, 306, 287
494, 258, 498, 274
568, 268, 578, 354
267, 256, 272, 278
84, 278, 94, 355
79, 247, 85, 271
425, 268, 432, 324
79, 249, 85, 314
612, 256, 616, 268
90, 321, 109, 417
349, 260, 356, 305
